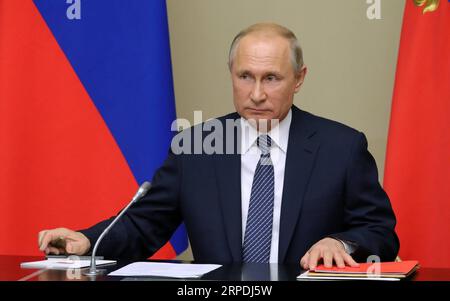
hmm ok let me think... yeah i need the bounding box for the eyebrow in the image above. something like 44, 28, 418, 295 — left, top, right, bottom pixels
236, 69, 283, 77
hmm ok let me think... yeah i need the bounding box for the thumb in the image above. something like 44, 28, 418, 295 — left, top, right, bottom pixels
65, 240, 87, 255
65, 242, 73, 254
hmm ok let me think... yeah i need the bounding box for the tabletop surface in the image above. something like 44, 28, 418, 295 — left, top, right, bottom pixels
1, 255, 450, 282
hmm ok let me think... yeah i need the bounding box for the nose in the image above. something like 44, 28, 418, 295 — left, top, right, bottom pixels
250, 81, 267, 104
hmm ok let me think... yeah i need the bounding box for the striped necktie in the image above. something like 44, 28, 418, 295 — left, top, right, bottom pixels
243, 135, 274, 263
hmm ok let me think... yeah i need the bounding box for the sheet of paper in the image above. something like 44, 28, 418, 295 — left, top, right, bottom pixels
108, 262, 221, 278
297, 271, 400, 281
21, 258, 116, 270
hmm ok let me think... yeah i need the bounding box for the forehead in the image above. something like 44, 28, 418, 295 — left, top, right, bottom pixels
234, 34, 291, 70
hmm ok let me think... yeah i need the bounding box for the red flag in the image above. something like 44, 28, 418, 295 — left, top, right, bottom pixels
384, 1, 450, 268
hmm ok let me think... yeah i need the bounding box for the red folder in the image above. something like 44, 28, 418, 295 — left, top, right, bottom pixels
310, 260, 419, 278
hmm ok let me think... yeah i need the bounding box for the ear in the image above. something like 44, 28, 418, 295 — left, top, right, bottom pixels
294, 65, 307, 93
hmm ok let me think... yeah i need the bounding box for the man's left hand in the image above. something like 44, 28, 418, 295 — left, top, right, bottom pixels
300, 237, 359, 270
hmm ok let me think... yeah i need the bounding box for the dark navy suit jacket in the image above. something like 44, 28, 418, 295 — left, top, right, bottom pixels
81, 106, 399, 263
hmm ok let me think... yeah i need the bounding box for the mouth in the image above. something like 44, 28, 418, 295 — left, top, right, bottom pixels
246, 108, 271, 113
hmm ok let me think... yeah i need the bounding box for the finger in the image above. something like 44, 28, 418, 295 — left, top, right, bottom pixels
65, 241, 74, 254
300, 256, 305, 268
38, 230, 47, 248
300, 253, 310, 270
343, 253, 360, 267
45, 246, 64, 255
39, 231, 57, 251
323, 250, 333, 268
333, 252, 346, 268
308, 249, 321, 270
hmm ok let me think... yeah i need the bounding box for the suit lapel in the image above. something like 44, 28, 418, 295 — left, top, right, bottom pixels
278, 107, 320, 262
214, 114, 242, 262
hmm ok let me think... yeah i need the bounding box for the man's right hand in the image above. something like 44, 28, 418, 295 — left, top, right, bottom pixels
38, 228, 91, 255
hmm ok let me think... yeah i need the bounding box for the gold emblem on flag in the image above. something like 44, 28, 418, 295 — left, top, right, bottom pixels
413, 0, 440, 14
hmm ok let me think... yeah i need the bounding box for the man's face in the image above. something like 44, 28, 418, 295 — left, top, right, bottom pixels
230, 34, 307, 128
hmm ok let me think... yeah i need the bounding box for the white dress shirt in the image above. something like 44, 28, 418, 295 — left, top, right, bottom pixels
240, 109, 292, 263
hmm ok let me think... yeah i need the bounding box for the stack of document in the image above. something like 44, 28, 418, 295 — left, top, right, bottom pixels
21, 257, 117, 270
108, 262, 222, 278
297, 260, 419, 281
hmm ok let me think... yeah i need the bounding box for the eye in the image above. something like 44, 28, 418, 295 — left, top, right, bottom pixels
239, 73, 251, 80
265, 74, 278, 82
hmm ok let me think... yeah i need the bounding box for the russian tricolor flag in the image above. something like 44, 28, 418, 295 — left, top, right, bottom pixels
0, 0, 188, 258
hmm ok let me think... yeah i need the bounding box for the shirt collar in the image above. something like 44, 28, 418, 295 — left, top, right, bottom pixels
240, 108, 292, 154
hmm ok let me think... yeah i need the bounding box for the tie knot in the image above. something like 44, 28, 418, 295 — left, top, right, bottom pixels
257, 135, 272, 155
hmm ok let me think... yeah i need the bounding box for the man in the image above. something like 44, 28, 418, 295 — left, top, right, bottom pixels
38, 23, 399, 269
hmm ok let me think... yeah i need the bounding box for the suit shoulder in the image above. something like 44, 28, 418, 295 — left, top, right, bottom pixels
294, 109, 370, 164
298, 109, 362, 139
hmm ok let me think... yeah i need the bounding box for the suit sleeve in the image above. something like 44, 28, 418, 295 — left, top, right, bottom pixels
79, 151, 183, 260
330, 132, 399, 262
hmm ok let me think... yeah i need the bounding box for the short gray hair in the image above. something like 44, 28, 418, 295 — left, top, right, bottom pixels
228, 23, 304, 72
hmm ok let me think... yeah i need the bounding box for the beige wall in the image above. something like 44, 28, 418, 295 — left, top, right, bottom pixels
166, 0, 405, 183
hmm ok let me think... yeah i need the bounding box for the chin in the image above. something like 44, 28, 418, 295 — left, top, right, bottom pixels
244, 110, 274, 120
244, 116, 278, 132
